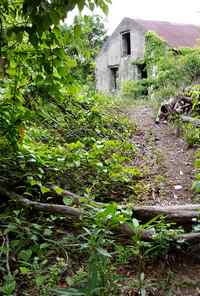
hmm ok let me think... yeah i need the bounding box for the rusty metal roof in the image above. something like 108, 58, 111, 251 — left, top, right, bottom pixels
136, 19, 200, 48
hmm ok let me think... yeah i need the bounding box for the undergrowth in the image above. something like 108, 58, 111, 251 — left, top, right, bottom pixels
0, 89, 139, 295
0, 89, 187, 295
1, 2, 199, 294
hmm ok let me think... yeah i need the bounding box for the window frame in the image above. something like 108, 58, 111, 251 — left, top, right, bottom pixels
121, 31, 131, 57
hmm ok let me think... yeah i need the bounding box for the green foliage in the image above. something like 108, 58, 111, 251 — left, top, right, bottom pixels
0, 63, 140, 294
181, 48, 200, 82
51, 227, 118, 296
0, 0, 109, 150
183, 123, 200, 146
193, 150, 200, 194
4, 90, 137, 202
0, 0, 110, 39
145, 32, 167, 66
144, 32, 200, 101
122, 79, 149, 100
0, 210, 80, 295
1, 2, 193, 295
62, 15, 107, 84
185, 84, 200, 114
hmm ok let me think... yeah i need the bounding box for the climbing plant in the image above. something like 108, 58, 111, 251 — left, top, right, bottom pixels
143, 32, 200, 100
144, 31, 167, 73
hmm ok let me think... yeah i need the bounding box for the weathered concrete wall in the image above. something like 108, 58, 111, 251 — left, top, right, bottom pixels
96, 53, 110, 92
96, 18, 146, 92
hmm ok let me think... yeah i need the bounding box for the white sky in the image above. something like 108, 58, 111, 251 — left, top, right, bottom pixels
106, 0, 200, 33
67, 0, 200, 34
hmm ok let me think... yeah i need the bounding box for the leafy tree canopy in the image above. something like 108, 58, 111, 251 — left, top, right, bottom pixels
0, 0, 109, 149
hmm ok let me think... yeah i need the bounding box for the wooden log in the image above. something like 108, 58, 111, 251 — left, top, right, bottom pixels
155, 96, 178, 123
0, 186, 81, 218
2, 183, 200, 224
179, 96, 192, 103
118, 223, 200, 244
134, 210, 198, 224
17, 196, 81, 218
2, 185, 200, 245
178, 232, 200, 243
181, 115, 200, 127
133, 205, 200, 224
135, 204, 200, 211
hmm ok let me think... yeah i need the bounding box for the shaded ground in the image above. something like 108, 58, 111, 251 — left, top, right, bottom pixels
120, 257, 200, 296
121, 103, 200, 296
128, 105, 196, 206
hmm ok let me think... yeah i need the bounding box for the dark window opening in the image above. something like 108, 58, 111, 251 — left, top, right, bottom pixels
137, 63, 147, 79
122, 32, 131, 56
110, 67, 119, 91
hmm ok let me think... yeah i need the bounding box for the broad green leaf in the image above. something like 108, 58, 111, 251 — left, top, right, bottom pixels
20, 266, 30, 274
63, 196, 73, 206
19, 249, 32, 261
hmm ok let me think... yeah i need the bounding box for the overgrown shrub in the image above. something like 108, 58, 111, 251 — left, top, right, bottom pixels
183, 124, 200, 146
122, 79, 148, 100
144, 32, 200, 101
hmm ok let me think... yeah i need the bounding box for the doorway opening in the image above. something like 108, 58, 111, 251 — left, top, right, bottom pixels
137, 63, 147, 79
110, 67, 119, 91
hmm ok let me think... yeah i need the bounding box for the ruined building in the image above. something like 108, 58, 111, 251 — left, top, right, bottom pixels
96, 18, 200, 92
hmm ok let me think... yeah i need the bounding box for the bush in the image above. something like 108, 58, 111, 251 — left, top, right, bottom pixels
152, 85, 177, 101
183, 123, 200, 146
122, 79, 148, 100
182, 49, 200, 82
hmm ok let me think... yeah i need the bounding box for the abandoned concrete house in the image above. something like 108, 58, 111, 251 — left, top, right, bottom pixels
95, 18, 200, 92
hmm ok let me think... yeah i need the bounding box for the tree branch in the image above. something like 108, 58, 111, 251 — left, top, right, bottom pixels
0, 186, 81, 218
133, 205, 200, 224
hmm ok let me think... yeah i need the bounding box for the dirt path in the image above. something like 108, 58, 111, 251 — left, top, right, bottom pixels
128, 104, 196, 206
122, 104, 200, 296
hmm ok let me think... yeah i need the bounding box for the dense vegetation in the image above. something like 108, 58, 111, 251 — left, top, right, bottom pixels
122, 32, 200, 101
1, 2, 200, 295
0, 1, 153, 295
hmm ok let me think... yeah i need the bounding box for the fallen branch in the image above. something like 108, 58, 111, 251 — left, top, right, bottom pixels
2, 183, 200, 223
18, 196, 81, 218
118, 223, 200, 244
134, 204, 200, 212
0, 186, 81, 218
178, 232, 200, 243
133, 204, 200, 224
2, 185, 200, 245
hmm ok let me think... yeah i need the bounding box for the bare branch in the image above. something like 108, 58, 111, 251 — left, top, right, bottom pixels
0, 186, 81, 218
